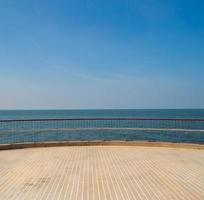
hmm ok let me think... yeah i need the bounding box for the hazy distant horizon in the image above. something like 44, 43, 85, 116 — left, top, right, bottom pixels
0, 108, 204, 111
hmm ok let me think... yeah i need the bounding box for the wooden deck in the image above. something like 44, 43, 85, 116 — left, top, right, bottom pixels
0, 146, 204, 200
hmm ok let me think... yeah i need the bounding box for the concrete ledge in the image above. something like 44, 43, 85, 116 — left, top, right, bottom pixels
0, 140, 204, 150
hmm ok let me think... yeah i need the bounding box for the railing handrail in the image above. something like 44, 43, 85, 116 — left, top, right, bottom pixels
1, 118, 204, 122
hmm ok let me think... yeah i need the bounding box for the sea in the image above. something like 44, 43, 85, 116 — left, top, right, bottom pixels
1, 109, 204, 119
0, 109, 204, 144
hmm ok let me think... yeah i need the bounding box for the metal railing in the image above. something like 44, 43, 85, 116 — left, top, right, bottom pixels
0, 118, 204, 144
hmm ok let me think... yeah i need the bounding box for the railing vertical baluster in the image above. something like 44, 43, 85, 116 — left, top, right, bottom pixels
0, 118, 204, 144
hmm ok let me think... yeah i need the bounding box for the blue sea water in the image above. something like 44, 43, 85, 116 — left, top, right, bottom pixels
0, 109, 204, 144
1, 109, 204, 119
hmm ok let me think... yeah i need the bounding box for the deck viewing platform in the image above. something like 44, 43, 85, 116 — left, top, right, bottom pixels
0, 145, 204, 200
0, 118, 204, 199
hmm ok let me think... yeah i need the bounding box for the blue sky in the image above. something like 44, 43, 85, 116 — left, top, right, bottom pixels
0, 0, 204, 109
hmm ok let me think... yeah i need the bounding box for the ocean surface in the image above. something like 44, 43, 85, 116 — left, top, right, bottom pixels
1, 109, 204, 119
0, 109, 204, 144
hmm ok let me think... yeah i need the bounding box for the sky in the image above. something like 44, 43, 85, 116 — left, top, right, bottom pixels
0, 0, 204, 109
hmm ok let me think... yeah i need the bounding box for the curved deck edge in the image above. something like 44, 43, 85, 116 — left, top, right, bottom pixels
0, 140, 204, 150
